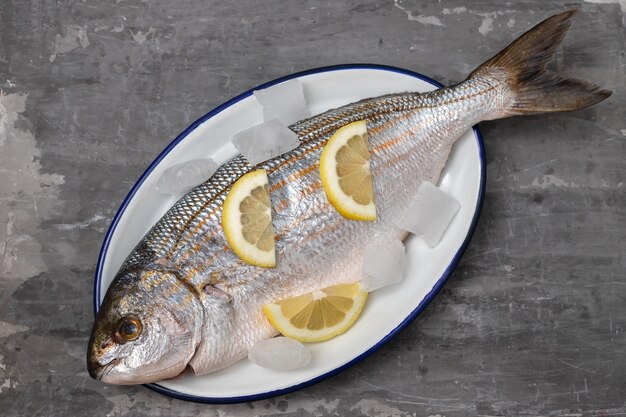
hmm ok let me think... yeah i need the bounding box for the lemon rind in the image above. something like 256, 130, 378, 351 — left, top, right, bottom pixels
222, 169, 276, 268
319, 121, 377, 221
262, 283, 368, 343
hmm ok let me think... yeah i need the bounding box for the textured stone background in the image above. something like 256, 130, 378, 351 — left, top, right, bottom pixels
0, 0, 624, 416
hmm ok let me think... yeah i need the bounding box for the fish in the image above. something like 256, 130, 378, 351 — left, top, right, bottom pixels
87, 10, 611, 384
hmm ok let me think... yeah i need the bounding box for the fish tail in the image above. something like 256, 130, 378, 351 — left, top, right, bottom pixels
469, 10, 611, 118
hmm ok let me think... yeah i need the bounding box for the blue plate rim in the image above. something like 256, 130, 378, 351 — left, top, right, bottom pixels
93, 63, 486, 404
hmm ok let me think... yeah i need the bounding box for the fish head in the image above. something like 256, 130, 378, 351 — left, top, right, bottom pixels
87, 268, 203, 384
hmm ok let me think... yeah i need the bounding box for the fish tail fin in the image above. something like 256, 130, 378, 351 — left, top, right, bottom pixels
469, 10, 611, 118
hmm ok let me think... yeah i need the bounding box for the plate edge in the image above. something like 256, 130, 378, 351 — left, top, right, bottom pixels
93, 63, 486, 404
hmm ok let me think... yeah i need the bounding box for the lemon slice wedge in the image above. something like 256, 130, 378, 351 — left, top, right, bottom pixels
320, 120, 376, 221
263, 282, 368, 342
222, 169, 276, 267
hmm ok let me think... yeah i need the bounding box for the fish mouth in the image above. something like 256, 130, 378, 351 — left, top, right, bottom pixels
87, 358, 119, 381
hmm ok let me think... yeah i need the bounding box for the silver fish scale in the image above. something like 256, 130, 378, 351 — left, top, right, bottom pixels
124, 155, 252, 267
290, 92, 445, 141
120, 91, 435, 271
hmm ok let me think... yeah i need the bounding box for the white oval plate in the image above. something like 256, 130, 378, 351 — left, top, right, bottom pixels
94, 64, 485, 403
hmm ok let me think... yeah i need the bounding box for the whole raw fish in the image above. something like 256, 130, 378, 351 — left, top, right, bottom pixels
87, 11, 610, 384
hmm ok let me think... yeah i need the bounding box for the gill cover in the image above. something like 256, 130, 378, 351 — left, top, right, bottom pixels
87, 267, 203, 384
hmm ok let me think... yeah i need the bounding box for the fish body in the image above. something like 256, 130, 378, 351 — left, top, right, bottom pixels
88, 11, 611, 384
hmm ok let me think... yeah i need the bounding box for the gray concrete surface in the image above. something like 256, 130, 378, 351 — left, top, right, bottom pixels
1, 0, 624, 415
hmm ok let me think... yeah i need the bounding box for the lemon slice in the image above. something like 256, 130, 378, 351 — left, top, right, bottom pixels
222, 169, 276, 267
320, 120, 376, 221
263, 282, 368, 342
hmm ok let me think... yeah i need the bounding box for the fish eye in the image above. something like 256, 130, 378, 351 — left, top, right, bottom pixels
116, 317, 142, 342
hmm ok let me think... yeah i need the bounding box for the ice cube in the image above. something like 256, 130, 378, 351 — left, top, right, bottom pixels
248, 336, 312, 371
154, 158, 218, 195
397, 181, 461, 248
232, 119, 299, 166
253, 79, 310, 126
361, 239, 406, 292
